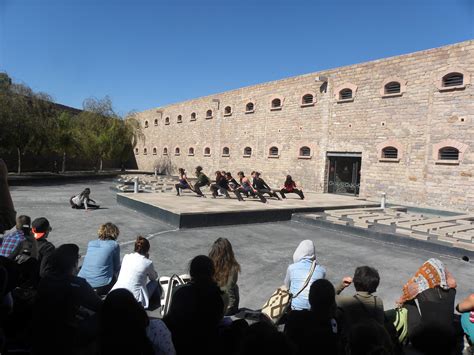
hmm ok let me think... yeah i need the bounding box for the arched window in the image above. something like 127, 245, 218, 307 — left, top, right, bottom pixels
143, 148, 148, 155
177, 115, 182, 123
438, 146, 459, 160
271, 98, 282, 109
243, 147, 252, 156
154, 118, 158, 126
144, 120, 149, 128
206, 110, 213, 119
302, 94, 314, 105
384, 82, 401, 95
152, 147, 157, 155
222, 147, 230, 156
442, 73, 464, 88
204, 147, 211, 156
165, 117, 170, 125
339, 88, 353, 100
175, 147, 180, 156
163, 147, 168, 156
224, 106, 232, 116
191, 112, 196, 121
246, 102, 254, 113
188, 147, 194, 156
382, 146, 398, 159
299, 146, 311, 157
135, 148, 139, 155
269, 146, 279, 156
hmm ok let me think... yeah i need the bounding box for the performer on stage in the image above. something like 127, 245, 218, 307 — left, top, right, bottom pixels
253, 172, 281, 200
69, 188, 100, 210
280, 175, 305, 200
175, 168, 193, 196
236, 171, 266, 203
193, 166, 210, 197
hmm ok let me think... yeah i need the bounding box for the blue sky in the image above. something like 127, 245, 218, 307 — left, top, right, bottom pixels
1, 0, 473, 115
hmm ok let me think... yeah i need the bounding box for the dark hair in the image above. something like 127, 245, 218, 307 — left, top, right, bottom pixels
134, 236, 150, 255
16, 215, 31, 235
49, 244, 80, 274
255, 172, 261, 177
196, 166, 203, 172
347, 320, 394, 355
189, 255, 215, 283
225, 172, 232, 178
178, 168, 185, 175
80, 188, 91, 198
237, 171, 244, 177
100, 289, 153, 355
309, 279, 336, 316
285, 175, 294, 185
209, 238, 241, 287
353, 266, 380, 293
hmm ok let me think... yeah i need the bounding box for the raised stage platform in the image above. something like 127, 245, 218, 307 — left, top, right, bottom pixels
116, 191, 380, 228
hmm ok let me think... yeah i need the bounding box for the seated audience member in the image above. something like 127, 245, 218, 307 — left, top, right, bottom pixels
0, 215, 31, 259
69, 188, 99, 210
240, 321, 294, 355
175, 168, 193, 196
111, 236, 160, 309
209, 237, 241, 316
336, 266, 385, 330
396, 258, 457, 342
32, 244, 102, 355
456, 293, 474, 347
347, 319, 394, 355
0, 159, 16, 235
78, 223, 121, 296
31, 217, 56, 278
280, 175, 305, 200
285, 279, 339, 355
253, 172, 281, 200
100, 289, 175, 355
236, 171, 266, 203
284, 240, 326, 310
164, 255, 224, 355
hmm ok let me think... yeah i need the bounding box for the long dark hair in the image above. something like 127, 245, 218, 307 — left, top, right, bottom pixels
134, 236, 150, 256
178, 168, 185, 175
79, 188, 91, 199
285, 175, 294, 185
208, 238, 241, 287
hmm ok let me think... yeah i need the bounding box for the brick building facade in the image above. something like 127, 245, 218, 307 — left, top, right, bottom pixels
134, 40, 474, 211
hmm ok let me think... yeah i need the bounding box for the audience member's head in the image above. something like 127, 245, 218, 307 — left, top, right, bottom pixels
209, 237, 241, 287
100, 289, 153, 355
49, 244, 80, 275
347, 320, 394, 355
189, 255, 215, 283
134, 236, 150, 256
32, 217, 52, 240
293, 240, 316, 263
353, 266, 380, 293
240, 321, 294, 355
309, 279, 336, 318
98, 222, 120, 241
16, 215, 31, 235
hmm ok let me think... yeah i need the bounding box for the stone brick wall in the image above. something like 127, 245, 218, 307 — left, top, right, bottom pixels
135, 40, 474, 212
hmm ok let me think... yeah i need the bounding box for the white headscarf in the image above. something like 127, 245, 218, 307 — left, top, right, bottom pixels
292, 240, 316, 263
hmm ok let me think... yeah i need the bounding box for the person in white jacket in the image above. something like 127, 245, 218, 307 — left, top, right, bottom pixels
111, 236, 160, 309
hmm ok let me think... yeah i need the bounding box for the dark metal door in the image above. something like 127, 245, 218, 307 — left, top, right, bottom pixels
327, 156, 361, 196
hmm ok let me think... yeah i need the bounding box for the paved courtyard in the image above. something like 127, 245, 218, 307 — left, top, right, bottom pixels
9, 179, 474, 310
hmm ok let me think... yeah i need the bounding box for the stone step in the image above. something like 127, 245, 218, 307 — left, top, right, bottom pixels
412, 222, 458, 233
397, 214, 474, 229
433, 224, 474, 236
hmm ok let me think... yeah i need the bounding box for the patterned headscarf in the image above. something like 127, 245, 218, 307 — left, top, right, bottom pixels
398, 258, 456, 305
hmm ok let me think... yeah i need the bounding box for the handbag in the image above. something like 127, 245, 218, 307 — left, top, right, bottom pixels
261, 260, 317, 324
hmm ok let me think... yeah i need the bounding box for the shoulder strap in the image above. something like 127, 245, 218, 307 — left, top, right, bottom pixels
293, 260, 317, 298
353, 294, 378, 318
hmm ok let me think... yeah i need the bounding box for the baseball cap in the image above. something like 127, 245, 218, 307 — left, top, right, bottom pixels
32, 217, 52, 240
